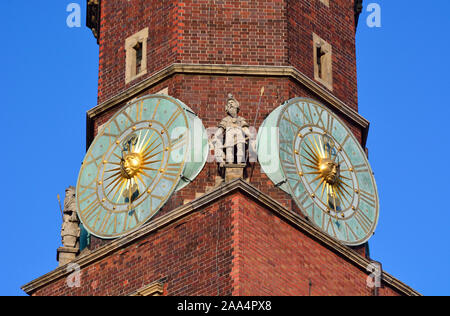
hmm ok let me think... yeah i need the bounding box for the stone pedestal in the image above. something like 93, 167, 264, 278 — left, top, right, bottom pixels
224, 164, 246, 182
57, 247, 79, 267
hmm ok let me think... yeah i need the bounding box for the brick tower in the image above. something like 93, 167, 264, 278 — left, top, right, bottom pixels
22, 0, 420, 296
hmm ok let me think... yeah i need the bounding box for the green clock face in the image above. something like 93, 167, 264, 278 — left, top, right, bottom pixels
77, 95, 205, 239
258, 98, 379, 246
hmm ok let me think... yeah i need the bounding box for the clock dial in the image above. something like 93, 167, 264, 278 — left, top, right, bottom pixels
258, 98, 379, 246
77, 95, 206, 239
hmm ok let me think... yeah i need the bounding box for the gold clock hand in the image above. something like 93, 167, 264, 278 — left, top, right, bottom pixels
128, 183, 132, 211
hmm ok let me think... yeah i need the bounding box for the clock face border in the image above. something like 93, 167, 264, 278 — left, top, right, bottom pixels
76, 95, 191, 239
276, 98, 380, 246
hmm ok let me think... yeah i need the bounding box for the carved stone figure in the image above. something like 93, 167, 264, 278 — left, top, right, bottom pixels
61, 186, 80, 248
213, 94, 251, 182
58, 186, 80, 266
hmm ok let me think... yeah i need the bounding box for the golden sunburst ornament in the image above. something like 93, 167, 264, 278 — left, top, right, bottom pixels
300, 134, 353, 214
103, 130, 163, 208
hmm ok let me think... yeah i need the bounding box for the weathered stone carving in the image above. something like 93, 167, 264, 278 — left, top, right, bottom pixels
213, 94, 251, 182
58, 186, 80, 266
61, 187, 80, 248
87, 0, 101, 43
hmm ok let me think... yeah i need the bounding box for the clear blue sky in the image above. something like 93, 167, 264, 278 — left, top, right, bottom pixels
1, 1, 449, 296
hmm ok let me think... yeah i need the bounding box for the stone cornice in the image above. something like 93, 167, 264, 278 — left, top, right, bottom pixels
22, 179, 420, 296
86, 64, 370, 147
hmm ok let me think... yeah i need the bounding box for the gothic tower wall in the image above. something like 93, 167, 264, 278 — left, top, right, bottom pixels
97, 1, 358, 108
21, 1, 421, 296
88, 0, 367, 253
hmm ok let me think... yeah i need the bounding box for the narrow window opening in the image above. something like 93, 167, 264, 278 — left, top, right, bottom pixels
134, 42, 143, 76
316, 46, 326, 79
313, 33, 333, 91
125, 28, 148, 84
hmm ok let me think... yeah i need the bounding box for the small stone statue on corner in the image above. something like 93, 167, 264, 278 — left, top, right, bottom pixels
213, 94, 252, 183
58, 186, 80, 267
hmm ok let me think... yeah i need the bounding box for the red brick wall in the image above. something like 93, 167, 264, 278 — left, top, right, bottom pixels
97, 0, 358, 109
33, 196, 235, 296
178, 0, 288, 66
232, 192, 396, 296
98, 0, 179, 103
89, 0, 366, 271
288, 0, 359, 110
32, 191, 399, 296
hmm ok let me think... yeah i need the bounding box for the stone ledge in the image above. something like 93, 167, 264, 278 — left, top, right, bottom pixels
86, 63, 371, 147
128, 280, 165, 296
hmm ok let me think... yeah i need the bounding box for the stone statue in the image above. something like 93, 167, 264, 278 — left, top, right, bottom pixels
58, 186, 80, 266
213, 94, 252, 182
61, 186, 80, 248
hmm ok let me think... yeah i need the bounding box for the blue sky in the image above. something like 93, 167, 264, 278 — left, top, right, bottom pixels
1, 1, 449, 296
